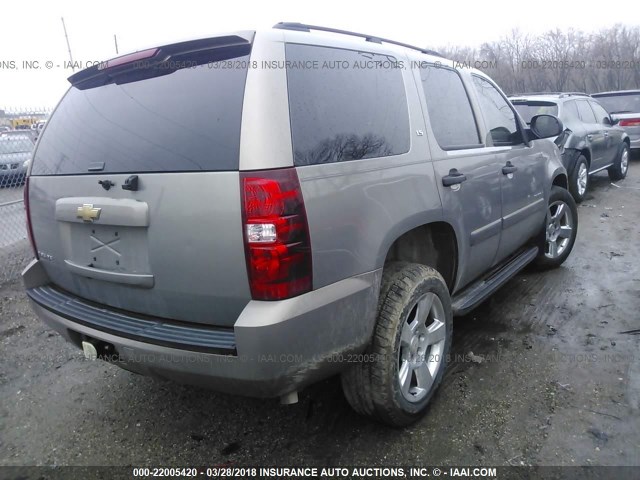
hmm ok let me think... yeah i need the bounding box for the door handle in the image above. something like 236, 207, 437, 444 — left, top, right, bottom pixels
502, 161, 518, 175
587, 134, 593, 141
442, 168, 467, 187
604, 132, 609, 137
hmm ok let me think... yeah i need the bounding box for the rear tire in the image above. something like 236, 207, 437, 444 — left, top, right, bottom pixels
568, 155, 589, 203
533, 186, 578, 270
608, 143, 630, 181
341, 262, 453, 427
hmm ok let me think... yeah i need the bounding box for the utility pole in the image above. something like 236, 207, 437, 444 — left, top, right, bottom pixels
114, 34, 119, 55
61, 17, 75, 71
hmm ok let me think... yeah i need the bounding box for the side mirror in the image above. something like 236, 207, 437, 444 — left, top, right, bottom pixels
529, 114, 563, 139
603, 117, 612, 126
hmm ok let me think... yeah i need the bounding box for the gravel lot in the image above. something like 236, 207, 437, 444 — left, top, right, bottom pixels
1, 160, 639, 468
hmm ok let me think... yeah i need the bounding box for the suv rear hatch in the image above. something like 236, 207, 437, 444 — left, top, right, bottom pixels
28, 33, 255, 327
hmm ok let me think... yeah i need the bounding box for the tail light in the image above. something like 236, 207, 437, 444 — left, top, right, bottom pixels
619, 118, 640, 127
240, 168, 312, 300
24, 177, 38, 258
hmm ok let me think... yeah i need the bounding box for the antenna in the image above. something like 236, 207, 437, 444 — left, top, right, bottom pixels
61, 17, 75, 71
114, 34, 119, 55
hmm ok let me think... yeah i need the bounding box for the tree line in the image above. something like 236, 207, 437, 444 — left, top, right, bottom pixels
438, 24, 640, 95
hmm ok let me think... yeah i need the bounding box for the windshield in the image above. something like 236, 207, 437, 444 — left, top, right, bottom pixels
0, 138, 33, 154
512, 102, 558, 124
592, 93, 640, 114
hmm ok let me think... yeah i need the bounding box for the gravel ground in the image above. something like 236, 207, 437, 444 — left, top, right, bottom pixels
1, 161, 639, 468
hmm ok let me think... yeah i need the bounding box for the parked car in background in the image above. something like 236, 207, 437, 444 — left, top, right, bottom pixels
510, 93, 630, 202
0, 134, 33, 187
23, 23, 577, 426
1, 129, 37, 143
591, 90, 640, 154
0, 126, 10, 133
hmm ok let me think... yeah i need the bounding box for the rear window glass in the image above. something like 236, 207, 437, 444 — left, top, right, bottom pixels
286, 44, 410, 166
592, 93, 640, 114
512, 102, 558, 124
32, 53, 251, 175
420, 66, 480, 149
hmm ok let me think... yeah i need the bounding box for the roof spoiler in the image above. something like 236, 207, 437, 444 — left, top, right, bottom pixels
68, 33, 254, 90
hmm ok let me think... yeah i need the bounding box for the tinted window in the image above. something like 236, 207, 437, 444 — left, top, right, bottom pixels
512, 102, 558, 124
589, 101, 611, 124
420, 66, 479, 149
576, 100, 596, 123
592, 93, 640, 114
286, 44, 410, 166
562, 100, 580, 122
32, 53, 250, 175
471, 76, 521, 146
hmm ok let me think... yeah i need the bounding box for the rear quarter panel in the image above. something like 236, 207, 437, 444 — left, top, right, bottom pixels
295, 49, 445, 289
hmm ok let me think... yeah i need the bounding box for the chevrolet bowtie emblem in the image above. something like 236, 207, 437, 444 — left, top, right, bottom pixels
76, 203, 102, 222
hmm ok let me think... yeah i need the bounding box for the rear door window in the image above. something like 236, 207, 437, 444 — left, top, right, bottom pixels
420, 66, 480, 149
32, 52, 251, 175
562, 100, 580, 122
286, 44, 410, 166
576, 100, 597, 124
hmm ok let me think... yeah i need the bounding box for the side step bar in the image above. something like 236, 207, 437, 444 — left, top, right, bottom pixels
452, 246, 539, 316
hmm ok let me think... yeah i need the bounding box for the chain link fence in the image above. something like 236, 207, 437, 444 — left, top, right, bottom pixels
0, 108, 48, 284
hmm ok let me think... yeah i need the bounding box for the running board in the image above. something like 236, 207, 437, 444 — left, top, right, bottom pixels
451, 246, 539, 316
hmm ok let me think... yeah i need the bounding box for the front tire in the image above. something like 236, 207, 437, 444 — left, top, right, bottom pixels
608, 143, 630, 181
341, 262, 453, 427
533, 186, 578, 270
568, 155, 589, 203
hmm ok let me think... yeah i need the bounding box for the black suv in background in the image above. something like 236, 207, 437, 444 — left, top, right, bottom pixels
510, 93, 630, 202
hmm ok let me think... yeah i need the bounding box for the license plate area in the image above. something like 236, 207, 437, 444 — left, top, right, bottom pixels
61, 223, 151, 277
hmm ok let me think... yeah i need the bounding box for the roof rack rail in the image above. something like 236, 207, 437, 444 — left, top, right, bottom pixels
558, 92, 590, 98
273, 22, 442, 57
509, 92, 590, 98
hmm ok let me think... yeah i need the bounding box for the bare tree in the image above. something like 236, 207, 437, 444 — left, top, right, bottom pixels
438, 24, 640, 94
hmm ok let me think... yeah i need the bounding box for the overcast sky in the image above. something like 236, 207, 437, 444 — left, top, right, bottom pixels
2, 0, 638, 109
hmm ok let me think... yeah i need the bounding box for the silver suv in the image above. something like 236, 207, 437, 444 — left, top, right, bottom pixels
23, 23, 577, 426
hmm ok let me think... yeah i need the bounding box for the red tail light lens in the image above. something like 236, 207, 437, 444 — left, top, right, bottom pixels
240, 168, 312, 300
619, 118, 640, 127
24, 177, 38, 258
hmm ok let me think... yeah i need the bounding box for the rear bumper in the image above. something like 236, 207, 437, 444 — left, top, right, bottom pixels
23, 259, 381, 398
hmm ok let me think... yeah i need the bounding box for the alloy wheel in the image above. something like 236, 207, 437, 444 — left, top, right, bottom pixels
545, 200, 574, 259
397, 292, 447, 403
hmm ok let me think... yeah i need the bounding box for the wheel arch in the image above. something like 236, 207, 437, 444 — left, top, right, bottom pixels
382, 221, 459, 292
552, 172, 568, 190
